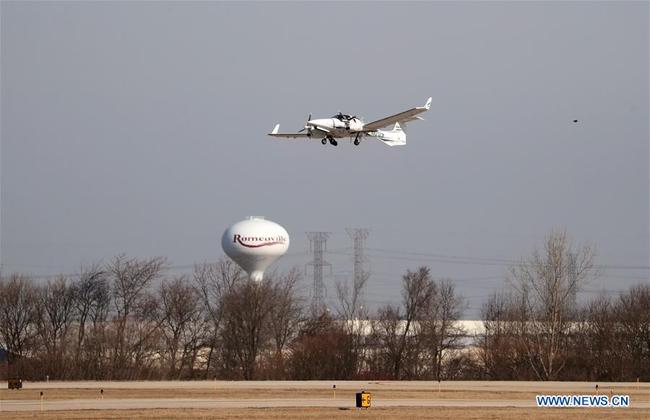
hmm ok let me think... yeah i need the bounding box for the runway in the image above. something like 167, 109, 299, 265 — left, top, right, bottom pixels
2, 380, 649, 413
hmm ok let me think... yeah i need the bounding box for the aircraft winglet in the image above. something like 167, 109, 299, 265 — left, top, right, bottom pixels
271, 124, 280, 135
424, 97, 432, 110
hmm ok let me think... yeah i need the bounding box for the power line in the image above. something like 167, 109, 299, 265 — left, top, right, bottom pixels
6, 244, 649, 282
330, 249, 650, 271
367, 247, 518, 263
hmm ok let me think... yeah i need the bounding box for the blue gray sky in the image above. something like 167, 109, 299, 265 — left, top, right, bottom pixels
2, 1, 648, 317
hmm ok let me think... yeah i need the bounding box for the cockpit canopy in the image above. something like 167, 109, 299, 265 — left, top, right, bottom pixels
332, 112, 353, 120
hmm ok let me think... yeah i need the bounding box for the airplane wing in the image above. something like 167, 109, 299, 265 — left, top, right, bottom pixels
267, 124, 312, 139
362, 97, 432, 131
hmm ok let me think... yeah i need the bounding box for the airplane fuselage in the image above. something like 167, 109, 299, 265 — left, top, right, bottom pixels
303, 117, 405, 145
306, 117, 364, 138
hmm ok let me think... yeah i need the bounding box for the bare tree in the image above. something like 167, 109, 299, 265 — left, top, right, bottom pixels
5, 239, 646, 382
372, 267, 435, 379
267, 269, 303, 378
108, 255, 166, 379
193, 259, 243, 377
34, 276, 76, 379
158, 276, 207, 379
0, 274, 36, 376
574, 294, 616, 380
479, 291, 530, 379
129, 291, 163, 379
220, 279, 275, 379
508, 230, 595, 380
421, 279, 465, 380
70, 264, 110, 378
612, 284, 650, 380
334, 269, 370, 378
371, 303, 403, 378
288, 311, 357, 379
335, 270, 369, 322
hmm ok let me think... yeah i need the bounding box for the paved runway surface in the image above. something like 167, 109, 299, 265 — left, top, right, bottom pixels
2, 381, 649, 412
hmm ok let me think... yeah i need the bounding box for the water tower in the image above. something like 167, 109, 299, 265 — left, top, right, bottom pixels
221, 216, 290, 282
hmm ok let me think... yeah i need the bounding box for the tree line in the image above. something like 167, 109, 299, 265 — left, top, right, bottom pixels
0, 231, 648, 381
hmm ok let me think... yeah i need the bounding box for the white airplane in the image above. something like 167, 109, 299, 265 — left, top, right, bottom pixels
268, 97, 432, 147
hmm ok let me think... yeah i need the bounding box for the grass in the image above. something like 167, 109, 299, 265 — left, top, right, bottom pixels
4, 407, 650, 419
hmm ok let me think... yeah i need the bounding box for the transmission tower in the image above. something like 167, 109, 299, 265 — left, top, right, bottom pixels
346, 228, 369, 291
306, 232, 331, 310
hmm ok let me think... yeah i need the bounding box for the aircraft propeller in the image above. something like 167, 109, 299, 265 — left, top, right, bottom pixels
297, 113, 312, 134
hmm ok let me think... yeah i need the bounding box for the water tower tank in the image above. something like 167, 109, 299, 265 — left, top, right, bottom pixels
221, 216, 290, 282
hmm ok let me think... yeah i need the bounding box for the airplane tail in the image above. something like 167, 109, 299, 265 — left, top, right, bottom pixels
377, 122, 407, 146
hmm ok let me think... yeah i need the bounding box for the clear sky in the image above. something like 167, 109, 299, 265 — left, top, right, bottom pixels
2, 1, 648, 317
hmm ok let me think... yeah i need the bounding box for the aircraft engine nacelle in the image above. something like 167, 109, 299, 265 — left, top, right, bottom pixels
349, 119, 364, 132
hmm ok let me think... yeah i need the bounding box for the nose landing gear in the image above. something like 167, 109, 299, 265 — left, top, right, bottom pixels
321, 136, 337, 146
321, 136, 339, 146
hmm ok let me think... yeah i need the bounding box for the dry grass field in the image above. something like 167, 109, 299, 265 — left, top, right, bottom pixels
4, 407, 650, 420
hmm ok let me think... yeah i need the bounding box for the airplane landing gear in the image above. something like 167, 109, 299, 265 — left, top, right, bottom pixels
353, 133, 361, 146
321, 136, 338, 146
